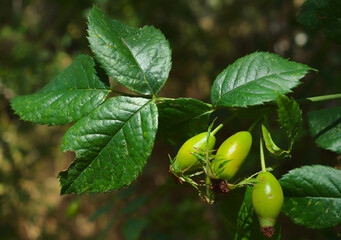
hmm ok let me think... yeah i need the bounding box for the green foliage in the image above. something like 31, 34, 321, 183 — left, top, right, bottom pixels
308, 106, 341, 153
262, 124, 291, 159
88, 6, 172, 96
7, 3, 341, 239
59, 96, 158, 194
279, 165, 341, 229
157, 98, 212, 144
261, 95, 302, 159
298, 0, 341, 44
10, 55, 110, 125
276, 94, 303, 149
211, 52, 314, 108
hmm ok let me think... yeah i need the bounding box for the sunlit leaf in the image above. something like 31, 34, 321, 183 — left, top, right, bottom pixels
59, 96, 158, 194
211, 52, 314, 107
88, 6, 172, 96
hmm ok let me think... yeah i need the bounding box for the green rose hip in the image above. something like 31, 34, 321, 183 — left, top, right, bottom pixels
210, 131, 252, 180
252, 171, 284, 238
171, 132, 216, 173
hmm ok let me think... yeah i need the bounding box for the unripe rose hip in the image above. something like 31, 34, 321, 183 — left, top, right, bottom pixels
252, 171, 283, 238
211, 131, 252, 180
172, 132, 216, 173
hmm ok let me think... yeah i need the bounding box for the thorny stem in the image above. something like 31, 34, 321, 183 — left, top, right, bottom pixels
260, 138, 267, 172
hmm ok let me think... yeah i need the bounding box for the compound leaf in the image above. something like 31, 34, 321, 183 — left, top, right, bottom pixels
308, 106, 341, 153
88, 6, 172, 96
157, 98, 212, 144
58, 96, 158, 194
279, 165, 341, 229
10, 55, 110, 126
211, 52, 314, 107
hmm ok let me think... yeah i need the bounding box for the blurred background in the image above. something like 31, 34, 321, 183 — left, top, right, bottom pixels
0, 0, 340, 239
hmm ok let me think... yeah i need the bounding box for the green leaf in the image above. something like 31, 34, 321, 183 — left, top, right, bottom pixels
279, 165, 341, 229
211, 52, 314, 107
262, 124, 291, 159
276, 94, 302, 148
235, 187, 258, 240
235, 187, 281, 240
58, 96, 158, 194
11, 55, 110, 126
88, 6, 172, 96
298, 0, 341, 45
308, 106, 341, 153
157, 98, 212, 144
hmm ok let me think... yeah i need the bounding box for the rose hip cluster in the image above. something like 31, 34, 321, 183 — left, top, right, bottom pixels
169, 130, 283, 238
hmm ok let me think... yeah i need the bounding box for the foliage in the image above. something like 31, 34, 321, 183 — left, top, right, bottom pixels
2, 1, 341, 240
11, 55, 110, 125
308, 106, 341, 153
59, 96, 158, 194
157, 98, 212, 144
298, 0, 341, 44
88, 6, 172, 96
279, 165, 341, 229
211, 52, 313, 107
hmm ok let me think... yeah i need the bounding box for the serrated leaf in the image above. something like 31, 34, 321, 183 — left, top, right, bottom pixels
211, 52, 314, 107
58, 96, 158, 194
276, 94, 302, 148
279, 165, 341, 229
308, 106, 341, 153
88, 6, 172, 96
262, 124, 291, 159
157, 98, 212, 144
235, 187, 281, 240
11, 55, 110, 125
298, 0, 341, 45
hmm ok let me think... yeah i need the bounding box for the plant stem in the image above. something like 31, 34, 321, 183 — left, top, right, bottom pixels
211, 113, 238, 136
204, 130, 214, 203
112, 90, 148, 98
155, 97, 175, 101
205, 175, 214, 203
260, 138, 267, 172
297, 93, 341, 104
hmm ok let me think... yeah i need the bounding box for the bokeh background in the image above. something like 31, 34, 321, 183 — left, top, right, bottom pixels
1, 0, 340, 239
